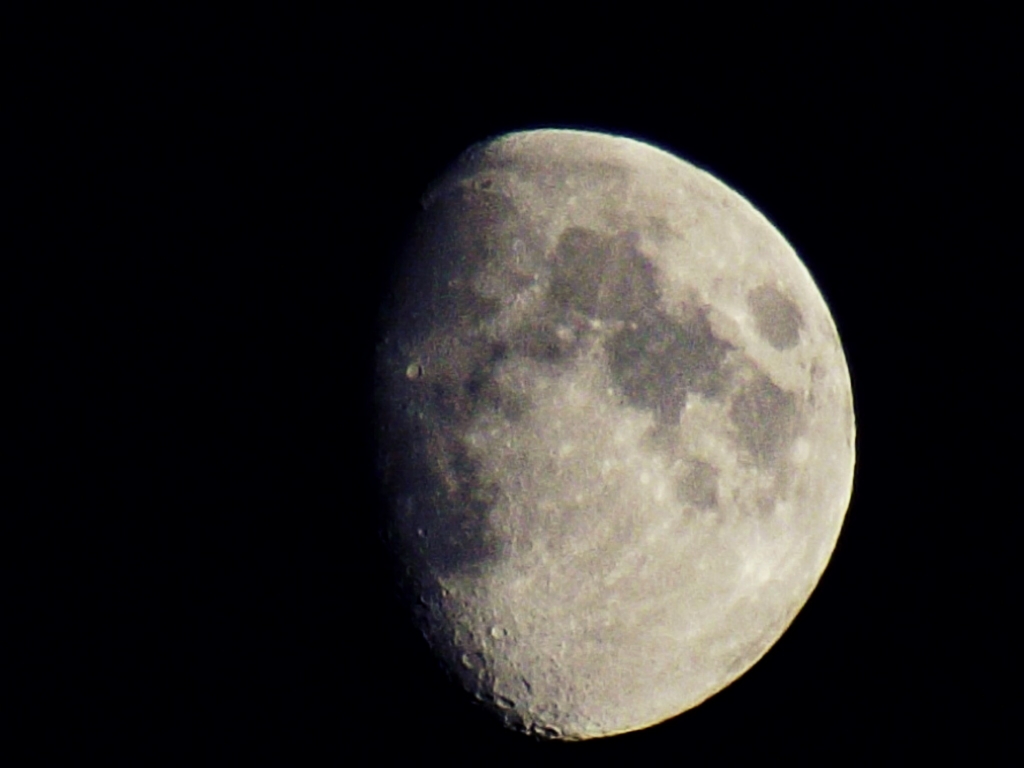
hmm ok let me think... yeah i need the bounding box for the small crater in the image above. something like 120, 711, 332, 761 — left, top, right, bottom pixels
531, 724, 563, 740
747, 284, 803, 350
405, 362, 423, 380
461, 652, 485, 670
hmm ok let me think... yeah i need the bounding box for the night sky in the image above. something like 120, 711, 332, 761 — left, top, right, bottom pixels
7, 8, 1012, 762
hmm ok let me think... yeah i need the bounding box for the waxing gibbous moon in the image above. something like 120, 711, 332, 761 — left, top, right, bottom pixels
374, 129, 855, 740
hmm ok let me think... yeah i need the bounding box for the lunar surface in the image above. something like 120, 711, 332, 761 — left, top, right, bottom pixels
373, 129, 855, 740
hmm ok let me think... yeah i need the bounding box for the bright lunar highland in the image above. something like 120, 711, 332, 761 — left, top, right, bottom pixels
374, 129, 855, 740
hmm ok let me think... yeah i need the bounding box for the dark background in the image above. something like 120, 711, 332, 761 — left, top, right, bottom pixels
7, 8, 1012, 762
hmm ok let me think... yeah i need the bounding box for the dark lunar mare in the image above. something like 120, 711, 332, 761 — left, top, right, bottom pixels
517, 224, 798, 496
521, 226, 735, 426
375, 183, 524, 583
606, 308, 733, 427
747, 284, 804, 350
377, 197, 801, 589
728, 372, 798, 467
538, 226, 734, 429
549, 227, 660, 323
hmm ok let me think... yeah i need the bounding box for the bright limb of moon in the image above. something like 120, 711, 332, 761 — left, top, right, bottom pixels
374, 129, 855, 740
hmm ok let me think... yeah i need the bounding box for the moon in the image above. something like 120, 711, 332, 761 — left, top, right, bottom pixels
373, 129, 855, 740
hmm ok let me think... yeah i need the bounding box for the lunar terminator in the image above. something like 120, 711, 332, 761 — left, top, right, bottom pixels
374, 129, 855, 740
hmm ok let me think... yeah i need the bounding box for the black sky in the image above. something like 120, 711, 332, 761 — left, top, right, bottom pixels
7, 8, 1013, 763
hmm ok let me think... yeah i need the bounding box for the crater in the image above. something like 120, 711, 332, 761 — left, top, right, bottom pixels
747, 284, 803, 350
728, 372, 798, 467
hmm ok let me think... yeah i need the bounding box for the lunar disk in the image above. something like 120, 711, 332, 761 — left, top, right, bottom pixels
374, 129, 855, 740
